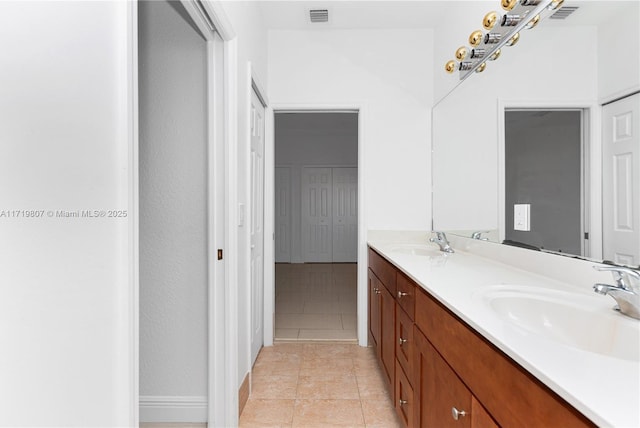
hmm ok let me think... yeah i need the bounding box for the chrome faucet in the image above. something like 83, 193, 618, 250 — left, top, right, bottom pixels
471, 231, 489, 241
430, 231, 454, 253
593, 265, 640, 320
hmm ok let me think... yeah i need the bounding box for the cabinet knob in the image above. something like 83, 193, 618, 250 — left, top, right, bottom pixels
399, 337, 407, 346
451, 407, 467, 421
399, 399, 408, 406
374, 288, 381, 295
397, 291, 409, 298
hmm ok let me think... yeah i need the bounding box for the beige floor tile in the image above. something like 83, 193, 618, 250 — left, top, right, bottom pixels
240, 399, 295, 425
353, 356, 381, 377
298, 329, 357, 341
299, 357, 354, 376
253, 359, 301, 377
342, 313, 357, 329
276, 300, 305, 314
297, 373, 360, 399
251, 374, 299, 399
303, 343, 358, 359
361, 399, 401, 427
276, 313, 343, 330
356, 374, 390, 400
275, 328, 300, 340
292, 399, 364, 427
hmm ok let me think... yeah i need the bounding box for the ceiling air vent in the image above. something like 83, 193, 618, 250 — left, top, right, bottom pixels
309, 9, 329, 23
550, 6, 579, 20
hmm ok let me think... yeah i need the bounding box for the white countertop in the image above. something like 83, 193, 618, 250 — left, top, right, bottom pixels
368, 232, 640, 428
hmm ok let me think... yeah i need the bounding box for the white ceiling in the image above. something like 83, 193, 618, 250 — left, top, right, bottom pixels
255, 1, 636, 31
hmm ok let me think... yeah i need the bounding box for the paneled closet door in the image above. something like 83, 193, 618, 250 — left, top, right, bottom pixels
275, 167, 291, 263
333, 167, 358, 262
302, 167, 332, 262
603, 93, 640, 266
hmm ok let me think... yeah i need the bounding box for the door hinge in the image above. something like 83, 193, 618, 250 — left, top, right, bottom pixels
217, 249, 223, 260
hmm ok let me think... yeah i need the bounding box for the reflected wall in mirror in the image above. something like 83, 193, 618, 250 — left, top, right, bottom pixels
432, 1, 640, 266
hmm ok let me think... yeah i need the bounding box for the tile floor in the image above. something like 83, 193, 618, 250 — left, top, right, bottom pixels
275, 263, 357, 341
240, 343, 401, 427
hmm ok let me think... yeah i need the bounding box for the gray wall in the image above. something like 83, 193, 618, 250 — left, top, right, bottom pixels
275, 113, 358, 263
139, 0, 208, 418
505, 110, 582, 255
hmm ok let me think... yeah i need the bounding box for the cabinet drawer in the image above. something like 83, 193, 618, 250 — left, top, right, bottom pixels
395, 360, 414, 428
368, 247, 396, 294
396, 272, 416, 319
415, 288, 594, 428
395, 303, 414, 381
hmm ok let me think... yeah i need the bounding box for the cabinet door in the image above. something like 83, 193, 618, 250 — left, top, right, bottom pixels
396, 303, 414, 380
380, 284, 396, 396
414, 326, 472, 428
396, 360, 414, 428
368, 269, 381, 349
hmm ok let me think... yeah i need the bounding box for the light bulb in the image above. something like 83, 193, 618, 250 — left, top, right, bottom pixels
445, 60, 457, 74
489, 49, 502, 61
459, 62, 474, 71
476, 63, 487, 73
469, 30, 484, 47
501, 0, 518, 11
521, 0, 543, 5
483, 11, 498, 30
471, 48, 486, 59
525, 14, 540, 29
506, 32, 520, 46
455, 46, 468, 61
549, 0, 564, 11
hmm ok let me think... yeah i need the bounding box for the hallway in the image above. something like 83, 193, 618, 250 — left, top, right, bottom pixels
275, 264, 357, 341
239, 343, 400, 427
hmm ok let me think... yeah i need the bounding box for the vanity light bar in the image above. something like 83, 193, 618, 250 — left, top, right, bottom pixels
446, 0, 561, 81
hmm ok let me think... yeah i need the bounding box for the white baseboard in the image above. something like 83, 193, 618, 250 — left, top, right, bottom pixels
139, 395, 207, 423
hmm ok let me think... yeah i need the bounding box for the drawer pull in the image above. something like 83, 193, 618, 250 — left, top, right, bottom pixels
399, 399, 408, 406
374, 288, 381, 295
399, 337, 407, 346
397, 291, 409, 298
451, 407, 467, 420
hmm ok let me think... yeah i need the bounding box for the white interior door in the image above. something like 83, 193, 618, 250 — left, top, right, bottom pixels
302, 167, 332, 262
250, 89, 265, 365
275, 167, 291, 263
332, 167, 358, 262
602, 93, 640, 266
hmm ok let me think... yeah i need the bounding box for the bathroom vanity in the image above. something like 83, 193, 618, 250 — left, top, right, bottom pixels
368, 233, 639, 428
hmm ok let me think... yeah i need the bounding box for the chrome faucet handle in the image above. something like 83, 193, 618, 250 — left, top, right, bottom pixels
594, 265, 640, 292
471, 231, 489, 240
430, 231, 454, 253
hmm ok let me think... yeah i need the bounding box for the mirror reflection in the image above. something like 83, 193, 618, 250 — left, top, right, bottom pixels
432, 1, 639, 266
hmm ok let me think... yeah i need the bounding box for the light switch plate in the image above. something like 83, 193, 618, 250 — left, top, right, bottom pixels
514, 204, 530, 231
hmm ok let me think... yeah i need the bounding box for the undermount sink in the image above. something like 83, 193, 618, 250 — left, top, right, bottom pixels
478, 286, 640, 361
387, 243, 440, 257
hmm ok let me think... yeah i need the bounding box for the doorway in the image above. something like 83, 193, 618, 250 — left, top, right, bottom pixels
504, 109, 586, 255
273, 112, 359, 341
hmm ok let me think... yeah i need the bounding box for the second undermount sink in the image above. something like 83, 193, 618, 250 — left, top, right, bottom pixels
478, 285, 640, 361
387, 243, 441, 257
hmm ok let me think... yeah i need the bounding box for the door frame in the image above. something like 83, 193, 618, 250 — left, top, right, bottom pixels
128, 0, 239, 425
265, 105, 369, 347
497, 99, 601, 259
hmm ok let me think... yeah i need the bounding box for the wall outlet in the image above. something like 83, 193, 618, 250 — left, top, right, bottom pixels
514, 204, 530, 231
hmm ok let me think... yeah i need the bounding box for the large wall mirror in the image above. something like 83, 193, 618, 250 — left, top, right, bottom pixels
432, 1, 639, 266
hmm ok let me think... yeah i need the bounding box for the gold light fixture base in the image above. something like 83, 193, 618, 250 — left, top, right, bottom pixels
507, 32, 520, 46
469, 30, 484, 47
483, 11, 498, 30
476, 62, 487, 73
526, 14, 540, 29
489, 48, 502, 61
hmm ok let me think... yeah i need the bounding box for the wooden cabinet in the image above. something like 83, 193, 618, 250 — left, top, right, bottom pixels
413, 326, 497, 428
368, 246, 595, 428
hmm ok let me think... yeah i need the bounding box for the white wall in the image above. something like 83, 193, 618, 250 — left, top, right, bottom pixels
0, 1, 134, 426
219, 0, 269, 394
269, 29, 434, 232
432, 25, 598, 232
138, 0, 208, 421
275, 113, 358, 263
597, 1, 640, 101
